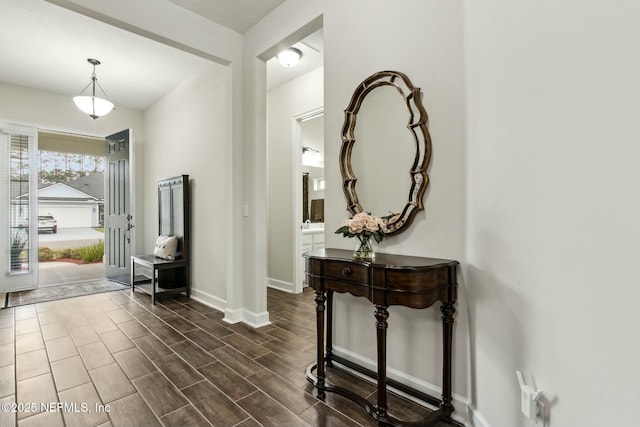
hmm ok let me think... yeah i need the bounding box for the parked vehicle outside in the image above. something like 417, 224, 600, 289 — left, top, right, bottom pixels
38, 215, 57, 233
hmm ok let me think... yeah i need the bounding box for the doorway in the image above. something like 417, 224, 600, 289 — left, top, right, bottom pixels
37, 131, 106, 286
266, 28, 324, 294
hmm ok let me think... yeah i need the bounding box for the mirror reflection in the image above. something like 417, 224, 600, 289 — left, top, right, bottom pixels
351, 85, 413, 218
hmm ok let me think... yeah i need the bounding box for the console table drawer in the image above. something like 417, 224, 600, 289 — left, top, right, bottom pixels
323, 260, 369, 284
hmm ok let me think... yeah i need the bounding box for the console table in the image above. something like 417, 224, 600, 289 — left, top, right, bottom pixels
303, 248, 459, 426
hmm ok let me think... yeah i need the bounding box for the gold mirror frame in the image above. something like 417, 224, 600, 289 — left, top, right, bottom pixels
340, 71, 432, 235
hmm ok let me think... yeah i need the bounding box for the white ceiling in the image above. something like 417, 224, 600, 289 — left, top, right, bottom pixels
0, 0, 322, 113
168, 0, 287, 34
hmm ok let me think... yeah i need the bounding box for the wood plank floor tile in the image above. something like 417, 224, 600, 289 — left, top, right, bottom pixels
182, 381, 248, 427
68, 326, 100, 346
87, 314, 118, 334
144, 304, 176, 319
170, 307, 208, 323
247, 368, 316, 414
99, 329, 135, 353
236, 390, 311, 427
77, 341, 115, 370
15, 332, 44, 354
16, 373, 57, 420
145, 323, 184, 346
0, 343, 15, 368
193, 318, 234, 338
117, 320, 150, 340
163, 315, 197, 333
228, 323, 274, 345
170, 340, 216, 368
14, 306, 37, 321
50, 355, 91, 391
159, 405, 212, 427
58, 382, 110, 427
113, 347, 157, 379
0, 315, 14, 329
105, 308, 134, 324
107, 292, 134, 304
108, 393, 161, 427
15, 318, 40, 336
44, 336, 78, 362
220, 334, 270, 359
153, 354, 203, 390
36, 311, 59, 326
210, 346, 264, 378
40, 322, 68, 341
255, 352, 310, 388
234, 417, 262, 427
299, 401, 367, 427
132, 372, 188, 417
198, 362, 257, 401
16, 349, 50, 381
89, 363, 136, 404
133, 334, 174, 360
16, 409, 64, 427
0, 365, 14, 399
0, 328, 13, 345
260, 339, 315, 369
183, 328, 225, 351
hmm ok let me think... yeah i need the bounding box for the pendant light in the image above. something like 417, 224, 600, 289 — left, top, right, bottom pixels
73, 58, 114, 119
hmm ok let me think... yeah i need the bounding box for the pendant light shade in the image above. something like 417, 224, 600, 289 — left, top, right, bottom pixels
74, 59, 114, 119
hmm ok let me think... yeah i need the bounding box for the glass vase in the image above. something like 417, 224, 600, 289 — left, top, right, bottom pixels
353, 235, 375, 260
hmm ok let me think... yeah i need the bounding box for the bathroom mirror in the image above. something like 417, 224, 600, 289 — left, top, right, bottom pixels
340, 71, 431, 234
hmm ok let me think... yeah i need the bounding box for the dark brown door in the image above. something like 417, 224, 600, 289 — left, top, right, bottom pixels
105, 129, 133, 284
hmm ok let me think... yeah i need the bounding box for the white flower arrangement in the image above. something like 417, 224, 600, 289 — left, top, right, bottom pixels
335, 211, 388, 244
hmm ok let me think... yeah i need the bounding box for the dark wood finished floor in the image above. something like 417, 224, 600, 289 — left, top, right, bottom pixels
0, 287, 456, 427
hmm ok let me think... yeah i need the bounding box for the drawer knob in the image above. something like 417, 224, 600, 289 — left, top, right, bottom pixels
342, 267, 352, 276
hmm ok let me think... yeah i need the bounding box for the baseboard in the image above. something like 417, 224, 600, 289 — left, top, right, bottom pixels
468, 403, 492, 427
223, 308, 243, 324
267, 277, 294, 293
222, 307, 271, 328
332, 346, 477, 426
190, 288, 226, 313
241, 310, 271, 328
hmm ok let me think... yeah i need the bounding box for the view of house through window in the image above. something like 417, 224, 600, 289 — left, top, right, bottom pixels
37, 132, 106, 286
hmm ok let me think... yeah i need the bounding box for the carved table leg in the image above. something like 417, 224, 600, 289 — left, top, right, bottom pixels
326, 290, 334, 367
315, 290, 327, 399
375, 305, 389, 419
440, 302, 456, 414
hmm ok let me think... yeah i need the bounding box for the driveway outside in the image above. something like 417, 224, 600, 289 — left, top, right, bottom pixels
39, 227, 104, 249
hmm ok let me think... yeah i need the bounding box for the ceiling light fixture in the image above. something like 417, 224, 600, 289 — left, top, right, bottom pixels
276, 47, 303, 67
73, 58, 114, 119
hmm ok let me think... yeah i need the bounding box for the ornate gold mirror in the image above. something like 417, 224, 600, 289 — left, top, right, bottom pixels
340, 71, 432, 235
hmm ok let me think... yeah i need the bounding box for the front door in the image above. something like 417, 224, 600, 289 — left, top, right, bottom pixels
105, 129, 133, 284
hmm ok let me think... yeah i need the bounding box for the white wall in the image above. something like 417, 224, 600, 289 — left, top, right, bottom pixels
267, 66, 323, 287
465, 1, 640, 426
247, 0, 469, 421
143, 62, 231, 310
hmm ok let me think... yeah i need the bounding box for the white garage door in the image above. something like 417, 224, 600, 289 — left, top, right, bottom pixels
40, 205, 92, 228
